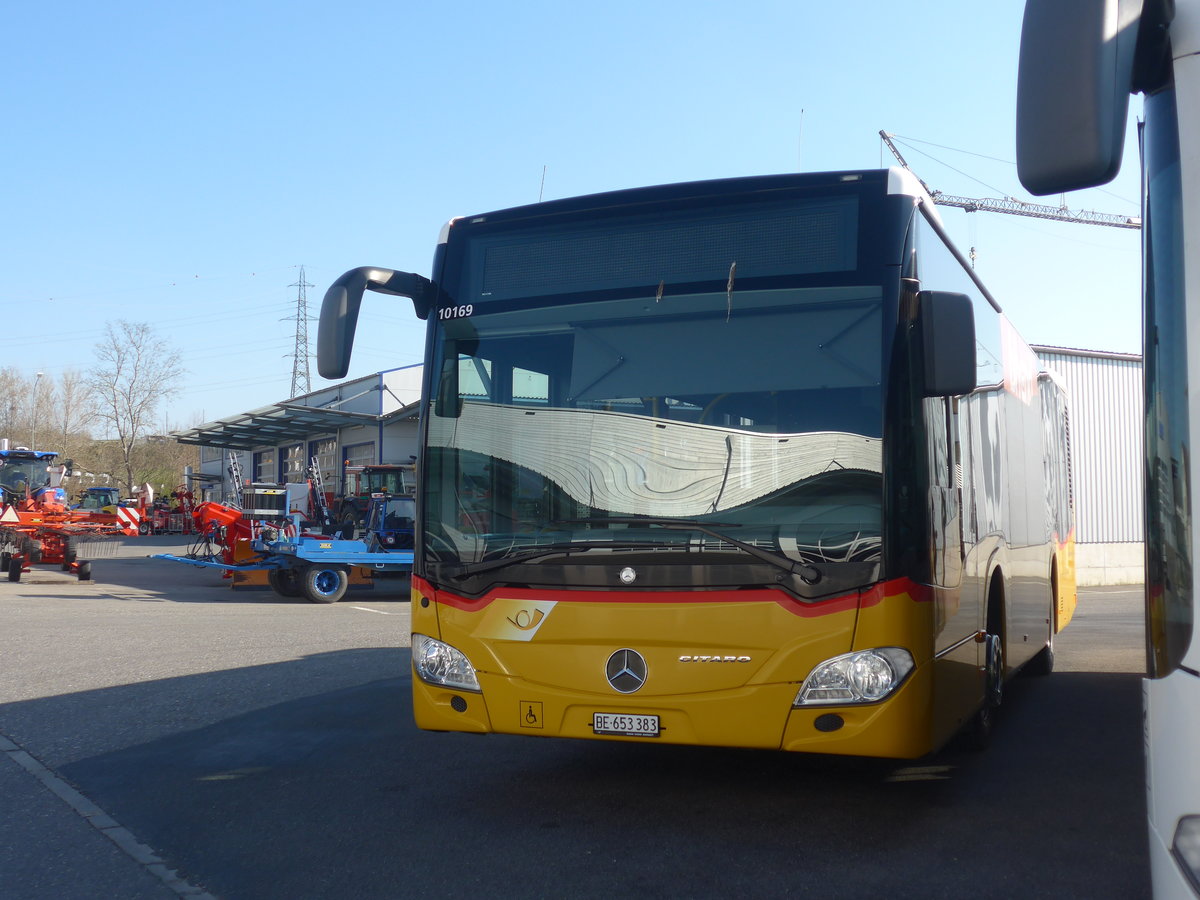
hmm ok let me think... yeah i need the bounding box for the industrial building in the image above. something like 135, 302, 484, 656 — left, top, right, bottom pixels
1034, 345, 1144, 585
174, 348, 1144, 587
173, 364, 423, 502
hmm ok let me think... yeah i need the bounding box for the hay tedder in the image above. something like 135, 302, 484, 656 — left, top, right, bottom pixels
0, 447, 137, 582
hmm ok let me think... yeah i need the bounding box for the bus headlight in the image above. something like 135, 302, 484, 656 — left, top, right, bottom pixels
412, 633, 481, 692
793, 648, 914, 706
1172, 815, 1200, 894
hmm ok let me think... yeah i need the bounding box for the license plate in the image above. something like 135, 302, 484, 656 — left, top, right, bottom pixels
592, 712, 660, 737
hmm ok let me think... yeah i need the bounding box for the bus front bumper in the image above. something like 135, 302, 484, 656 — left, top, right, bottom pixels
412, 662, 934, 759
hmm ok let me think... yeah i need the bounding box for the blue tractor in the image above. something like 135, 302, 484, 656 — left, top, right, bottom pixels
363, 493, 415, 552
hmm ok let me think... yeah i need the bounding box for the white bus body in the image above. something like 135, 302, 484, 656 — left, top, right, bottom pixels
1017, 1, 1200, 895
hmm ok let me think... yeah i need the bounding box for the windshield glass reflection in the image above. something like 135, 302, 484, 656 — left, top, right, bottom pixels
424, 285, 884, 577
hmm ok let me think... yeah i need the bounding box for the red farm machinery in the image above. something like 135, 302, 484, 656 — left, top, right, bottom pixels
0, 447, 141, 582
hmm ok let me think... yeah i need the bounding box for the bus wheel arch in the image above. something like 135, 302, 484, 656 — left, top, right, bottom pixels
1024, 559, 1057, 677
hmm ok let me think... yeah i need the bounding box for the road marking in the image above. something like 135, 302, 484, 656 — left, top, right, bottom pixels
349, 606, 393, 615
0, 732, 215, 898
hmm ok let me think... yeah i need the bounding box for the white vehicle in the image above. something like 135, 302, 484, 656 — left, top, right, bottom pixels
1016, 1, 1199, 896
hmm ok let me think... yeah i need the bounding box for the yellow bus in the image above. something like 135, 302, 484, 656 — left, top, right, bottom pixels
318, 168, 1075, 758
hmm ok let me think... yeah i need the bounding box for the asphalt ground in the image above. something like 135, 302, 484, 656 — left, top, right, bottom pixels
0, 535, 412, 899
0, 539, 1149, 899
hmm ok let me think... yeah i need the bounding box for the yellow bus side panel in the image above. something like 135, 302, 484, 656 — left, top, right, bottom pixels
1056, 534, 1078, 631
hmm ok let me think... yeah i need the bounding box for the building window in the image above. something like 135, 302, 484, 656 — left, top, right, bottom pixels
281, 444, 305, 482
341, 442, 375, 494
343, 442, 375, 468
200, 445, 223, 463
253, 449, 276, 483
309, 438, 338, 484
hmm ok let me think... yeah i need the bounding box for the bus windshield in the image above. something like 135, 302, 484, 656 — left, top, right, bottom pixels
424, 282, 885, 590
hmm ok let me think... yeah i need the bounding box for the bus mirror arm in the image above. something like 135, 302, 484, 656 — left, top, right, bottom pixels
919, 291, 976, 397
317, 267, 437, 380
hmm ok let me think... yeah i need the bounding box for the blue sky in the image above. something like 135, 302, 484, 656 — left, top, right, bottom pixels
2, 1, 1143, 430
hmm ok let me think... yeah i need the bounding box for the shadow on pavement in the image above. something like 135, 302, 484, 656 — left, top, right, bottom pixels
0, 648, 1150, 900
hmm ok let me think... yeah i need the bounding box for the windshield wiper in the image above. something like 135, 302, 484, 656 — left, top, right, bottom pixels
553, 517, 822, 585
440, 541, 661, 579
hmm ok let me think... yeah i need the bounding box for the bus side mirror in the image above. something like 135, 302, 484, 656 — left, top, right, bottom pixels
317, 267, 436, 379
1015, 0, 1144, 195
920, 291, 976, 397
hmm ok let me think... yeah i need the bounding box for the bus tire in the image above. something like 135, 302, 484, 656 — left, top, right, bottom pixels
964, 633, 1004, 752
268, 566, 304, 598
302, 566, 349, 603
965, 577, 1007, 751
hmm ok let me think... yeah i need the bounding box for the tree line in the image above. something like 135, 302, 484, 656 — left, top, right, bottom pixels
1, 321, 199, 498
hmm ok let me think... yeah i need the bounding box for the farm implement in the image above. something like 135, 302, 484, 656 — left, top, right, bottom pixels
154, 488, 413, 603
0, 447, 135, 582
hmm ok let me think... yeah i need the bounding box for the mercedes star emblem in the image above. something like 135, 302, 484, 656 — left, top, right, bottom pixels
605, 648, 648, 693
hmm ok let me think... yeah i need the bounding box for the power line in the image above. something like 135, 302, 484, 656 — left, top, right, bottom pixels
888, 132, 1016, 166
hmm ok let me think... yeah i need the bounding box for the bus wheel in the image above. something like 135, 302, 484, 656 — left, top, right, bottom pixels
983, 632, 1004, 707
302, 566, 349, 604
268, 566, 304, 598
965, 632, 1004, 752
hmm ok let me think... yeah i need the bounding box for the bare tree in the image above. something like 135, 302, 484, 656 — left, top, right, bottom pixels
0, 367, 25, 445
86, 321, 185, 494
49, 369, 98, 464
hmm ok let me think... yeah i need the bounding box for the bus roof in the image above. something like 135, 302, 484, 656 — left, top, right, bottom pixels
438, 169, 906, 242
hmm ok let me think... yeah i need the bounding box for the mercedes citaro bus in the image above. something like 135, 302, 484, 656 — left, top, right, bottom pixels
318, 167, 1074, 760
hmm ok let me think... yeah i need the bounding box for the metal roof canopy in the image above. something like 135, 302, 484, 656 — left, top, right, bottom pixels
173, 400, 419, 451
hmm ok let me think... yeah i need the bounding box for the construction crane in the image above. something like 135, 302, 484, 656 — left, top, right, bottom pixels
880, 131, 1141, 230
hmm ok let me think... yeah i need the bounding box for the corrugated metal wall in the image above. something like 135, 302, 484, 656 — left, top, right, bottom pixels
1034, 347, 1144, 543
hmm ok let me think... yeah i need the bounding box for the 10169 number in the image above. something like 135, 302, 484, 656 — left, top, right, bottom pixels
438, 304, 474, 320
